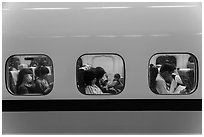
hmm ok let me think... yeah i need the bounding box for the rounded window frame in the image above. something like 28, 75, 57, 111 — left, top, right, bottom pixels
5, 54, 54, 96
76, 53, 126, 96
148, 52, 199, 95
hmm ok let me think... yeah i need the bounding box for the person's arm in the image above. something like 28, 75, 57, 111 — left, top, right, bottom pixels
108, 81, 118, 88
42, 87, 51, 94
117, 81, 124, 88
169, 80, 178, 94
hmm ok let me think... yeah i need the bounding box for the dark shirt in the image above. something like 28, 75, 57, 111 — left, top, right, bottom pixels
17, 84, 34, 95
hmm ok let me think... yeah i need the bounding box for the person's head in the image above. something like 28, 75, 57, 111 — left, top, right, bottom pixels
160, 63, 175, 83
35, 66, 49, 78
38, 57, 48, 66
114, 73, 121, 80
9, 57, 20, 70
150, 64, 154, 68
30, 60, 38, 67
84, 68, 97, 86
188, 56, 195, 63
95, 67, 106, 80
77, 58, 83, 68
17, 68, 33, 87
95, 67, 109, 86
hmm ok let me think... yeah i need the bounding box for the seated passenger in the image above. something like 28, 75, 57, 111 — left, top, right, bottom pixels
156, 63, 186, 94
9, 57, 20, 71
8, 70, 19, 93
34, 66, 53, 94
108, 73, 124, 93
16, 68, 34, 95
84, 68, 103, 94
95, 67, 108, 93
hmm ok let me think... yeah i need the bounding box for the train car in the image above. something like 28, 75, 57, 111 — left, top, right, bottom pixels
2, 2, 202, 134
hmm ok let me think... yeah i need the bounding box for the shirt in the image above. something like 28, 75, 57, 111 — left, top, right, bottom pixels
155, 74, 178, 94
85, 84, 103, 94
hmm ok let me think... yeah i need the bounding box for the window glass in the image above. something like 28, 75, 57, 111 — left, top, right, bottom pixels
149, 53, 198, 95
76, 53, 125, 95
6, 54, 54, 95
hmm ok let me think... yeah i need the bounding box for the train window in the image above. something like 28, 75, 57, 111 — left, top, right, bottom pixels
148, 53, 198, 95
6, 54, 54, 96
76, 53, 125, 95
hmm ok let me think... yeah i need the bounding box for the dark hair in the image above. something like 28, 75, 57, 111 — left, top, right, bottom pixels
160, 63, 175, 74
114, 73, 120, 79
37, 57, 48, 66
150, 64, 154, 68
84, 68, 96, 86
188, 56, 195, 63
35, 66, 49, 77
77, 58, 83, 68
16, 68, 33, 89
9, 57, 20, 69
30, 60, 38, 67
95, 67, 106, 79
10, 57, 20, 63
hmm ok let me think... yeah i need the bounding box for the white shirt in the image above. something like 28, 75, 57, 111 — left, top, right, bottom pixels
85, 84, 103, 94
155, 74, 178, 94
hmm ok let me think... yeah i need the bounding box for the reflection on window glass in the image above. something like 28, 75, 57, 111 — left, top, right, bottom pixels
149, 53, 197, 95
76, 54, 125, 95
6, 55, 54, 95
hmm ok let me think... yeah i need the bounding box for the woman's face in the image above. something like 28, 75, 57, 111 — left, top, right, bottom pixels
25, 74, 32, 83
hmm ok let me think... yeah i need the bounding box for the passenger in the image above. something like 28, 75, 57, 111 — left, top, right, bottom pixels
38, 57, 48, 67
95, 67, 107, 92
156, 63, 186, 94
8, 57, 21, 93
84, 68, 103, 94
108, 73, 124, 93
16, 68, 34, 95
30, 60, 38, 67
9, 57, 20, 71
34, 66, 52, 94
76, 58, 83, 68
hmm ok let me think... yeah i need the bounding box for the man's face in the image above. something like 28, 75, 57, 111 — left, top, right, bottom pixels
162, 71, 173, 83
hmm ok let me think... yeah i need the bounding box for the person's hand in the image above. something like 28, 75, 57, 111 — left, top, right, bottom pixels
172, 80, 177, 88
169, 80, 177, 93
49, 82, 54, 86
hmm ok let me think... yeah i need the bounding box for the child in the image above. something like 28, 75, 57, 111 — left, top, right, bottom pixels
84, 68, 103, 94
108, 73, 124, 93
16, 68, 34, 95
34, 66, 53, 94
